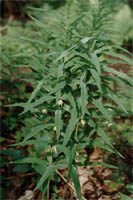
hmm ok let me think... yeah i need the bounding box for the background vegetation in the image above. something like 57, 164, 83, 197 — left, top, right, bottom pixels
0, 0, 132, 199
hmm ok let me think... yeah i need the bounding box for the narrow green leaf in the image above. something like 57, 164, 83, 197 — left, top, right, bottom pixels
108, 90, 127, 113
21, 95, 55, 115
9, 139, 49, 147
91, 52, 101, 74
71, 166, 82, 200
80, 71, 86, 87
55, 44, 77, 62
20, 36, 43, 45
93, 99, 112, 122
111, 45, 132, 55
97, 128, 123, 158
68, 145, 77, 180
95, 45, 131, 55
125, 183, 133, 194
34, 166, 54, 191
50, 81, 66, 94
8, 96, 55, 114
28, 79, 44, 103
31, 95, 55, 107
103, 65, 132, 85
13, 158, 45, 165
105, 51, 132, 65
81, 82, 88, 118
63, 110, 78, 146
55, 110, 62, 141
27, 14, 47, 29
86, 162, 118, 169
34, 164, 65, 191
95, 46, 112, 54
71, 15, 85, 28
107, 59, 128, 65
55, 37, 93, 63
24, 124, 53, 141
27, 7, 45, 12
90, 69, 102, 92
67, 92, 77, 111
80, 37, 93, 44
12, 53, 33, 57
97, 127, 112, 146
93, 137, 122, 156
6, 103, 26, 108
57, 63, 64, 78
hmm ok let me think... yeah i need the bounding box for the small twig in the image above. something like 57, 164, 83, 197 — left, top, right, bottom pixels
56, 170, 87, 200
6, 172, 35, 180
21, 172, 35, 178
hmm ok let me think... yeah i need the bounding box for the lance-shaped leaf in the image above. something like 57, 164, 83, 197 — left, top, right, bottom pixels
55, 110, 62, 141
28, 79, 44, 103
67, 92, 77, 112
90, 69, 102, 92
91, 52, 101, 74
24, 123, 53, 141
103, 65, 132, 85
80, 37, 93, 44
85, 161, 118, 169
55, 44, 77, 62
105, 51, 132, 66
13, 158, 45, 165
34, 164, 66, 191
97, 127, 123, 157
63, 109, 78, 146
8, 95, 55, 115
21, 95, 55, 115
50, 81, 66, 94
71, 166, 82, 200
81, 82, 88, 119
9, 139, 49, 146
93, 99, 112, 122
57, 63, 64, 78
68, 145, 77, 180
97, 127, 112, 147
107, 89, 127, 113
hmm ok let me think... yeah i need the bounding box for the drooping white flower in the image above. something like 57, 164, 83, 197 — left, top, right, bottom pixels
53, 126, 56, 131
57, 99, 63, 106
81, 120, 86, 126
42, 109, 47, 114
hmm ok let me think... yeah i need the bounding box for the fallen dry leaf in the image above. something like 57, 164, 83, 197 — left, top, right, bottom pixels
98, 195, 112, 200
18, 190, 34, 200
102, 182, 121, 193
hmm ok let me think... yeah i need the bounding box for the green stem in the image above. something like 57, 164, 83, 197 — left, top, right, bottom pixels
47, 148, 53, 200
75, 123, 79, 136
47, 178, 50, 200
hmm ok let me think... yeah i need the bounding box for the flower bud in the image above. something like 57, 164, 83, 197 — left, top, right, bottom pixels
51, 146, 57, 153
42, 109, 47, 114
81, 120, 86, 126
53, 126, 56, 131
57, 99, 63, 106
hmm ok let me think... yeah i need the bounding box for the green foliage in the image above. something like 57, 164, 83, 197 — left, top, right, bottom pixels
116, 119, 133, 146
119, 192, 133, 200
126, 183, 133, 194
0, 21, 33, 134
113, 4, 133, 45
2, 0, 132, 199
0, 0, 65, 23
